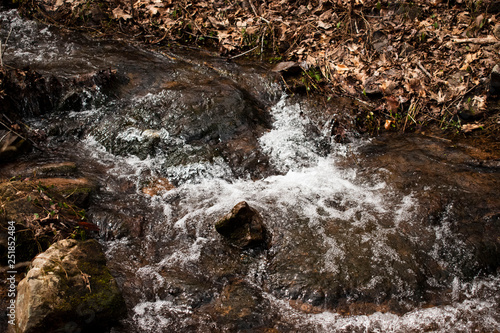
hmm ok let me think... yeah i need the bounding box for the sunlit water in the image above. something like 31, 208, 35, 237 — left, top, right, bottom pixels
1, 7, 499, 332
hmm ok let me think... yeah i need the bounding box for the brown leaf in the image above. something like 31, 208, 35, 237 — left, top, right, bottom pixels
112, 7, 132, 20
318, 21, 332, 30
461, 123, 484, 132
384, 119, 393, 130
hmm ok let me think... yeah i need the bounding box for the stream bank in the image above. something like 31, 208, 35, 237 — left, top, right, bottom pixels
8, 0, 500, 142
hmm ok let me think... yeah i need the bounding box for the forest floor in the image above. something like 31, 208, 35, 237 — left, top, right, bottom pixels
6, 0, 500, 147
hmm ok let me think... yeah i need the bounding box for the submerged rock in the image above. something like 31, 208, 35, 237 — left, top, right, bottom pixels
215, 201, 269, 249
210, 280, 274, 331
15, 239, 126, 333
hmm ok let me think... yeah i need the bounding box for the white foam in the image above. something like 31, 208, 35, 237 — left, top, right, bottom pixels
260, 274, 500, 332
74, 79, 497, 332
132, 300, 192, 332
259, 98, 323, 172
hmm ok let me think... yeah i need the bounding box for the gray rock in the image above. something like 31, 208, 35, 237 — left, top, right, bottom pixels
215, 201, 269, 249
15, 239, 126, 333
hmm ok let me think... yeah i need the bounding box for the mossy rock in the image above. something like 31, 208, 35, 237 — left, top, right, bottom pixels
15, 239, 126, 333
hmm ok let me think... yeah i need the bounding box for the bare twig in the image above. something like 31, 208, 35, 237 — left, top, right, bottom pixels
422, 133, 452, 142
248, 0, 259, 17
417, 61, 432, 79
229, 45, 259, 59
0, 27, 13, 66
260, 31, 265, 60
452, 37, 498, 44
0, 119, 44, 151
5, 27, 12, 43
417, 61, 448, 85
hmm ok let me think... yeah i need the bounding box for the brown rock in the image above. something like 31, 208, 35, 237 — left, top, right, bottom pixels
141, 177, 175, 196
15, 239, 126, 333
215, 201, 269, 249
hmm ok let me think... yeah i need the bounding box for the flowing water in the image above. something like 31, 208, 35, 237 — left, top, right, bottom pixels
1, 8, 500, 332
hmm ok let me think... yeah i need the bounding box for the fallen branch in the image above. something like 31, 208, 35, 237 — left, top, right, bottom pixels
248, 0, 259, 17
452, 37, 498, 44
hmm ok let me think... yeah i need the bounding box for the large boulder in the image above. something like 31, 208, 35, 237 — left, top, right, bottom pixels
15, 239, 126, 333
215, 201, 269, 249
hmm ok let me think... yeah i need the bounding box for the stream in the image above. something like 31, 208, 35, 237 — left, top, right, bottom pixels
1, 7, 500, 332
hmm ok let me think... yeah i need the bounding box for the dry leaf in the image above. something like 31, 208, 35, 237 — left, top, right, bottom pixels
318, 21, 332, 29
461, 123, 483, 132
430, 89, 447, 104
112, 7, 132, 20
384, 119, 393, 130
334, 64, 349, 72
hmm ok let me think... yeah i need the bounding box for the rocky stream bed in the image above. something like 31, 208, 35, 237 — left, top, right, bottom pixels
1, 5, 500, 333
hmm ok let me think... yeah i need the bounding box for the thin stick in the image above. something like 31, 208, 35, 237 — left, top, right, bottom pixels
248, 0, 259, 17
1, 26, 14, 66
417, 61, 432, 79
6, 26, 13, 43
229, 45, 258, 59
418, 61, 448, 85
0, 119, 44, 151
260, 30, 265, 60
452, 37, 498, 44
0, 131, 9, 143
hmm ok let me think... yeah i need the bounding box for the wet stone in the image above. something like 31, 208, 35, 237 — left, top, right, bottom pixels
215, 201, 269, 249
209, 280, 273, 331
37, 177, 94, 208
